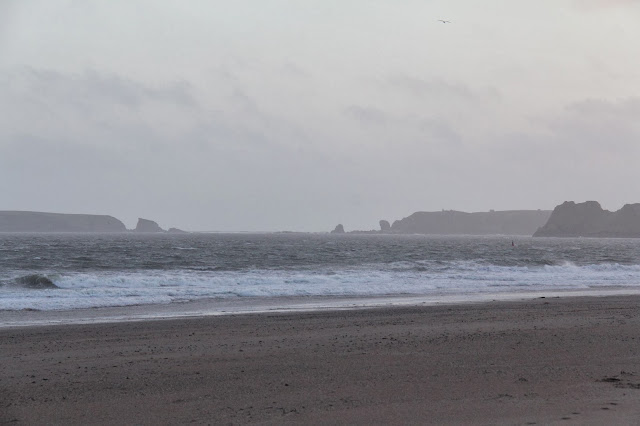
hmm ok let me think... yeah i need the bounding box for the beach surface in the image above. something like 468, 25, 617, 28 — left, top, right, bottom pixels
2, 295, 640, 425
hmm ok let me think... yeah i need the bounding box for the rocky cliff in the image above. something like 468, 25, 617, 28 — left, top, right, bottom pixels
388, 210, 551, 236
168, 227, 188, 234
134, 218, 165, 233
0, 211, 127, 233
330, 224, 345, 234
533, 201, 640, 237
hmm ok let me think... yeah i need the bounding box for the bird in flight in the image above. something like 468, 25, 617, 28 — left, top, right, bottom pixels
438, 20, 452, 23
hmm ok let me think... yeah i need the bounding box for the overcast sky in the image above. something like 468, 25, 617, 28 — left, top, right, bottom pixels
1, 1, 639, 231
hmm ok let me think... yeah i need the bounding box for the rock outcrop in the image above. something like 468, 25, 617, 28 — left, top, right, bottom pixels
134, 218, 165, 233
168, 227, 188, 234
0, 211, 127, 233
331, 224, 345, 234
533, 201, 640, 237
379, 220, 391, 232
388, 210, 551, 236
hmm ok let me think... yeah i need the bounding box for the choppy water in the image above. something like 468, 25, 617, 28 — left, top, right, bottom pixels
1, 233, 640, 311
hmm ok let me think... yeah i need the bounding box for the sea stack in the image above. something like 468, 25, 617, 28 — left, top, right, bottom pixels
134, 218, 165, 233
331, 224, 345, 234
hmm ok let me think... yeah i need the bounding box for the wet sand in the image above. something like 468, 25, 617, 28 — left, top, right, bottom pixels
2, 295, 640, 425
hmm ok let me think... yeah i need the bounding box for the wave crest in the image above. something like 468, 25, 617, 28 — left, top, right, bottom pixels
13, 274, 59, 289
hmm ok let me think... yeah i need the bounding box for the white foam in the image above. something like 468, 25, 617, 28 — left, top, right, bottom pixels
6, 289, 640, 328
2, 261, 640, 311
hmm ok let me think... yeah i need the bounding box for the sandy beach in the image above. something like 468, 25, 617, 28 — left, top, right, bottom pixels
2, 295, 640, 425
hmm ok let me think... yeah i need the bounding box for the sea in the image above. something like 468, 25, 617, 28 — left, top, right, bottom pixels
2, 233, 640, 326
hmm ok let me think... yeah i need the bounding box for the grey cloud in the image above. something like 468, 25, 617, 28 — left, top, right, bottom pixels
229, 88, 262, 115
385, 75, 501, 104
344, 105, 389, 125
282, 62, 311, 79
0, 134, 131, 180
0, 66, 303, 156
81, 71, 196, 107
565, 97, 640, 118
0, 67, 202, 154
550, 97, 640, 154
344, 104, 461, 145
418, 118, 462, 145
490, 97, 640, 172
388, 75, 473, 100
3, 67, 197, 112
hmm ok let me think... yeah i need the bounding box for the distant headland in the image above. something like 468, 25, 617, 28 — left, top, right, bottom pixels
0, 211, 187, 233
332, 209, 552, 236
333, 201, 640, 238
533, 201, 640, 238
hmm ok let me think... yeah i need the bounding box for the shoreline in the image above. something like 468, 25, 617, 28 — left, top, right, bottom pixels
3, 287, 640, 329
3, 294, 640, 424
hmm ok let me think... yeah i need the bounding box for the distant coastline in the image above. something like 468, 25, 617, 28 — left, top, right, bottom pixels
0, 211, 185, 233
333, 209, 552, 236
4, 201, 640, 237
533, 201, 640, 238
332, 201, 640, 238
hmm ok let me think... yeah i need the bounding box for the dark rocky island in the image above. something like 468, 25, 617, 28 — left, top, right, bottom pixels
168, 227, 189, 234
0, 211, 127, 233
134, 218, 165, 233
349, 209, 551, 236
533, 201, 640, 238
330, 224, 345, 234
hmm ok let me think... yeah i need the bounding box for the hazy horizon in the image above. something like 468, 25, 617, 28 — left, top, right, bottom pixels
2, 1, 639, 231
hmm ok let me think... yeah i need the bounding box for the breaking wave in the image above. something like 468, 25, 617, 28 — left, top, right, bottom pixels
2, 261, 640, 311
0, 274, 60, 290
